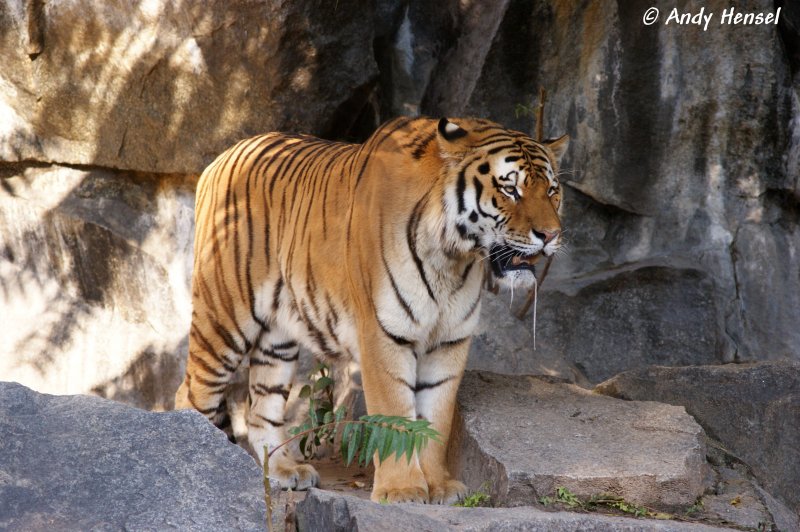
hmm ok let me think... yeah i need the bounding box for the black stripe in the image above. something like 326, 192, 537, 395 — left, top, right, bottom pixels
253, 413, 284, 427
210, 319, 246, 355
380, 213, 419, 324
354, 117, 416, 188
191, 323, 240, 373
188, 346, 231, 378
272, 278, 283, 313
487, 143, 516, 155
461, 261, 475, 283
272, 341, 297, 351
193, 372, 228, 389
472, 177, 484, 208
252, 384, 290, 400
456, 168, 467, 213
259, 346, 299, 362
415, 376, 456, 392
377, 317, 413, 346
473, 177, 498, 220
462, 290, 482, 321
411, 131, 436, 159
407, 197, 436, 302
187, 390, 218, 416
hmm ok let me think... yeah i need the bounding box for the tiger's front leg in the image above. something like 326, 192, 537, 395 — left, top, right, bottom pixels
359, 330, 429, 503
416, 339, 470, 504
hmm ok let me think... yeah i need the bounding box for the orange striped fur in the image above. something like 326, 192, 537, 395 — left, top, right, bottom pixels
175, 117, 568, 503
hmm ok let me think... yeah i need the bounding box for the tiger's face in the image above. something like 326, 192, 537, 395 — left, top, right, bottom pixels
439, 118, 569, 289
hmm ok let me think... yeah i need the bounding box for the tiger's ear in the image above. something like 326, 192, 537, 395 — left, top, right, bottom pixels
543, 134, 569, 165
437, 118, 468, 142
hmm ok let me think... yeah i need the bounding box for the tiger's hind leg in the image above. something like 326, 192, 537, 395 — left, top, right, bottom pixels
248, 327, 319, 490
175, 317, 258, 433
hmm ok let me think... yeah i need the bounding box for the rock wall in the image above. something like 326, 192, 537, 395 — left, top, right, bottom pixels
383, 0, 800, 380
2, 0, 798, 408
0, 0, 377, 407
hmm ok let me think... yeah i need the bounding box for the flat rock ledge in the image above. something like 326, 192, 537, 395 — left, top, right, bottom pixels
296, 488, 733, 532
595, 361, 800, 516
451, 372, 711, 510
0, 382, 267, 531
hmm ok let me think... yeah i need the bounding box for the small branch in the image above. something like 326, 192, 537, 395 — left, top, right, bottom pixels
517, 87, 553, 321
264, 456, 274, 532
516, 255, 553, 320
535, 87, 547, 142
267, 420, 346, 459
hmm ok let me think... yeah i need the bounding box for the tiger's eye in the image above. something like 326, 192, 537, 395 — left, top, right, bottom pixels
503, 186, 519, 199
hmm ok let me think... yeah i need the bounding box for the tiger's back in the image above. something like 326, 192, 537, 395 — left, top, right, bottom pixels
176, 117, 568, 503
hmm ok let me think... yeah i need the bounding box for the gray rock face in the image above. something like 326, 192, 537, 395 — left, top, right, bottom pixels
0, 165, 193, 410
450, 372, 711, 509
533, 265, 723, 383
0, 381, 267, 531
596, 362, 800, 514
0, 0, 377, 173
386, 0, 800, 374
296, 488, 734, 532
468, 290, 589, 385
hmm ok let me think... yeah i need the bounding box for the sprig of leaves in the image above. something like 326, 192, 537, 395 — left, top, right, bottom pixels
284, 362, 441, 465
273, 415, 440, 466
292, 362, 338, 459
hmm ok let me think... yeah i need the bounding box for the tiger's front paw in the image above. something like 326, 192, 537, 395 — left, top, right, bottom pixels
370, 463, 429, 503
427, 478, 467, 505
371, 484, 429, 504
269, 457, 320, 491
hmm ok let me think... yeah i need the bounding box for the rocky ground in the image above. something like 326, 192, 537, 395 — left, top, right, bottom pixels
3, 358, 798, 531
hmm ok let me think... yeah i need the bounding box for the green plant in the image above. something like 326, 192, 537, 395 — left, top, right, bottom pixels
291, 362, 341, 459
262, 363, 442, 531
539, 487, 674, 520
555, 486, 582, 508
685, 498, 703, 516
514, 102, 537, 119
453, 485, 491, 508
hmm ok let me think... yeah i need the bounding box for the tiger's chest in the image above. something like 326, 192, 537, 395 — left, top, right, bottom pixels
372, 256, 484, 356
272, 256, 483, 362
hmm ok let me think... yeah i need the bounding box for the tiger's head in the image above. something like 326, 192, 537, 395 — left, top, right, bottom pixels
438, 117, 569, 289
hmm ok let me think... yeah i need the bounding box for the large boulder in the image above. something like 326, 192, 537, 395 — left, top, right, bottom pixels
0, 381, 267, 530
596, 362, 800, 514
450, 371, 711, 509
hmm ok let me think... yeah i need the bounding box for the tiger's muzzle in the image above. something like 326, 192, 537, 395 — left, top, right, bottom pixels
488, 244, 543, 277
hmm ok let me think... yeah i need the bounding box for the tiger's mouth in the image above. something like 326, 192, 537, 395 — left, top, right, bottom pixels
488, 245, 542, 277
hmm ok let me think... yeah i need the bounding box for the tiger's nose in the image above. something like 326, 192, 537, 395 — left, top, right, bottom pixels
532, 229, 559, 244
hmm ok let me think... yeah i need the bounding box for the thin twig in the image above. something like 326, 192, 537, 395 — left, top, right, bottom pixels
536, 87, 547, 142
516, 255, 553, 320
517, 87, 553, 321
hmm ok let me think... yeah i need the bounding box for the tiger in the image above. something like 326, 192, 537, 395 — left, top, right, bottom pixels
174, 116, 568, 504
